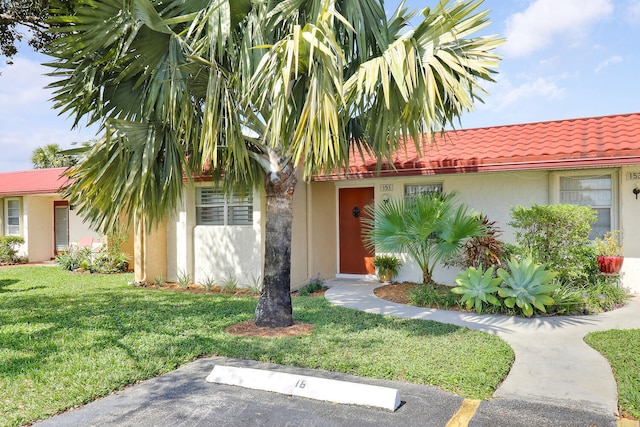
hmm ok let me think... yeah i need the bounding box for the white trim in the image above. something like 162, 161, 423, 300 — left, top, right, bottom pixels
550, 168, 619, 235
4, 197, 21, 236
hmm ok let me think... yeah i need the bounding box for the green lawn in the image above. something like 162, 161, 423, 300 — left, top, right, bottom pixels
0, 266, 514, 427
585, 329, 640, 419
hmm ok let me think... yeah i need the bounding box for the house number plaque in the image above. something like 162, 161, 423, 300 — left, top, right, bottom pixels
380, 184, 393, 191
626, 172, 640, 180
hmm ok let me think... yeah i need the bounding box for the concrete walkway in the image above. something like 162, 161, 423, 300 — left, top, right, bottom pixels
324, 278, 640, 416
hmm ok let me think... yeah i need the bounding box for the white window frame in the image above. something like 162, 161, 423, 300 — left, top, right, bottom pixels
550, 170, 618, 239
404, 183, 443, 200
4, 198, 21, 236
196, 187, 253, 226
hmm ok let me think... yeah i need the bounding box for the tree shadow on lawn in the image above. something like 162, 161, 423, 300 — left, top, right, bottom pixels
1, 286, 513, 426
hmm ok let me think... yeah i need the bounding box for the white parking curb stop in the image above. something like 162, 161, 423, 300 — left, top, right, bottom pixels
206, 365, 401, 411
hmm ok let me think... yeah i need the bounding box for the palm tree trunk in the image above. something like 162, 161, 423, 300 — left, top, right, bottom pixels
254, 164, 298, 327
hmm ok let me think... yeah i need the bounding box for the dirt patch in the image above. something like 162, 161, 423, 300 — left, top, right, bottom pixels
226, 320, 315, 338
373, 282, 418, 305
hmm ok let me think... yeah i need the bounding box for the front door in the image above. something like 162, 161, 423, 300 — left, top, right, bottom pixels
54, 201, 69, 254
339, 187, 375, 274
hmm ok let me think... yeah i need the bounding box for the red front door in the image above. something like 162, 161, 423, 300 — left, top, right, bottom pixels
339, 187, 375, 274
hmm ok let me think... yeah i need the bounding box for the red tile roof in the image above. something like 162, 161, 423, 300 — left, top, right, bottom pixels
317, 112, 640, 180
0, 168, 69, 196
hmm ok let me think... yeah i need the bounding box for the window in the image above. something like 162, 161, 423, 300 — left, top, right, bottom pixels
404, 183, 443, 199
5, 199, 20, 236
559, 174, 613, 239
196, 188, 253, 226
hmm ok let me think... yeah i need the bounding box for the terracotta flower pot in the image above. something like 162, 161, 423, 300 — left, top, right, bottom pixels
596, 255, 624, 275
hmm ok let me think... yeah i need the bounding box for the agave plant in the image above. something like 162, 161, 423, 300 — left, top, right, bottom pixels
497, 257, 558, 317
451, 266, 501, 314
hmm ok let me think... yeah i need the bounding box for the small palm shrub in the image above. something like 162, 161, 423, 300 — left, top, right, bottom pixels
497, 256, 558, 317
363, 192, 485, 284
451, 266, 501, 314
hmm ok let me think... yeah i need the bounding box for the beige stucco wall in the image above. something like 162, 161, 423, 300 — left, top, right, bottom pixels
23, 195, 54, 262
134, 218, 167, 283
327, 171, 549, 285
321, 167, 640, 289
620, 165, 640, 293
306, 181, 338, 284
166, 185, 263, 287
290, 180, 309, 289
21, 195, 100, 262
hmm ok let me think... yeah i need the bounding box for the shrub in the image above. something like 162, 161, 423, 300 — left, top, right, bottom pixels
55, 246, 92, 271
298, 274, 324, 296
548, 285, 587, 315
409, 284, 460, 309
0, 236, 25, 264
55, 244, 129, 273
581, 277, 628, 313
509, 204, 596, 285
446, 215, 507, 270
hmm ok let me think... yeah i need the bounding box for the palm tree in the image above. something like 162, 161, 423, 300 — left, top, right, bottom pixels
31, 143, 76, 169
362, 192, 486, 284
46, 0, 503, 327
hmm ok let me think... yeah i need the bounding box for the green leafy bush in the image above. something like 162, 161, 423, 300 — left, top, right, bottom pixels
451, 266, 501, 314
509, 204, 596, 285
497, 256, 558, 317
0, 236, 25, 264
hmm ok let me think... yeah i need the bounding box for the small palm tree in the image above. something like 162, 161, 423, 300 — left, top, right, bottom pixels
31, 143, 76, 169
363, 192, 485, 284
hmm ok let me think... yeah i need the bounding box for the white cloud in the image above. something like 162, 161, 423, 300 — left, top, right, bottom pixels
503, 0, 613, 57
0, 57, 51, 111
493, 76, 566, 110
0, 57, 97, 172
595, 55, 623, 73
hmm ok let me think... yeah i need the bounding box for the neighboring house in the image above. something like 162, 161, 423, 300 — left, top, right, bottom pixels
134, 112, 640, 293
0, 168, 129, 263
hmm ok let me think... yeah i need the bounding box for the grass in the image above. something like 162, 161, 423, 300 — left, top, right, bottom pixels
0, 267, 514, 427
584, 329, 640, 419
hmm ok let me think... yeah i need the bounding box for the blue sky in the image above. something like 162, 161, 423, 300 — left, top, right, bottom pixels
1, 0, 638, 172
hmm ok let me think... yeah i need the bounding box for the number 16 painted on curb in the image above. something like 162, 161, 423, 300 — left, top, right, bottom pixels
295, 379, 307, 389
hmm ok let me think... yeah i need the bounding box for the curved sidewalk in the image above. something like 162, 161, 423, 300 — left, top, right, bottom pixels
325, 279, 640, 415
